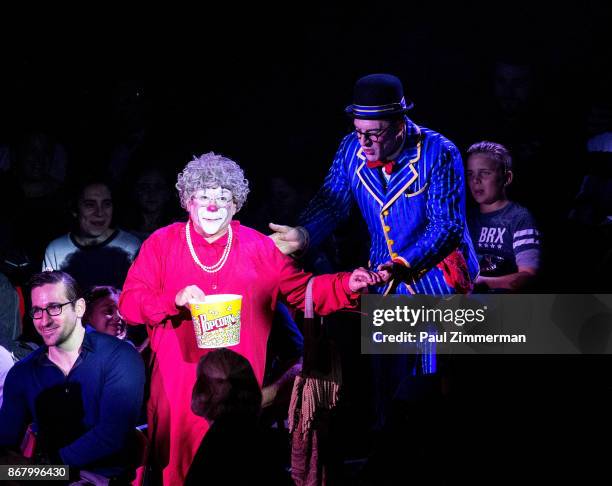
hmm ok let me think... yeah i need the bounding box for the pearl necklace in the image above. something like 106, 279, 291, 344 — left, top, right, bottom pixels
186, 221, 233, 273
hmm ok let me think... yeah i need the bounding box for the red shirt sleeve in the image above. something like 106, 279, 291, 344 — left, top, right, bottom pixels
273, 246, 360, 315
119, 233, 180, 326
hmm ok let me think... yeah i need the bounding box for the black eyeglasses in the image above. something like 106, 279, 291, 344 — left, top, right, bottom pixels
30, 301, 75, 319
354, 124, 394, 143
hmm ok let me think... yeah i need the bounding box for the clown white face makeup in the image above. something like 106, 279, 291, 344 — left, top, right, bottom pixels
188, 187, 236, 241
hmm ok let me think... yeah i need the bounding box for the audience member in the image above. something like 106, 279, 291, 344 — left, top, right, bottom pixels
83, 286, 126, 340
185, 348, 291, 485
0, 272, 36, 360
123, 166, 177, 240
42, 179, 141, 291
466, 141, 541, 291
5, 133, 71, 266
0, 271, 145, 480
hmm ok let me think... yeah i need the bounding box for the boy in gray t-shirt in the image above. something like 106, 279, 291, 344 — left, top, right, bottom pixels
466, 141, 541, 292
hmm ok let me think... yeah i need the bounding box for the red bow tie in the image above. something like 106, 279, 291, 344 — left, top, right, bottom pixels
366, 159, 396, 175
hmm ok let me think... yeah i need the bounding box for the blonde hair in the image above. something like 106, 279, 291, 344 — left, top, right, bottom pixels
467, 141, 512, 172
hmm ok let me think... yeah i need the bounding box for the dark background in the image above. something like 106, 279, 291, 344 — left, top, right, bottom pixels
1, 2, 610, 180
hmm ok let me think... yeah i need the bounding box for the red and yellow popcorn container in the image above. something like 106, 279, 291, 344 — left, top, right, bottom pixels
190, 294, 242, 348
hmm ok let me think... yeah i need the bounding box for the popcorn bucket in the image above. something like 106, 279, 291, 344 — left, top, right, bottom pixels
190, 294, 242, 348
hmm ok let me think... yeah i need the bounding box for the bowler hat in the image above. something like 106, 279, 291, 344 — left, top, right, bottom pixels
345, 73, 414, 119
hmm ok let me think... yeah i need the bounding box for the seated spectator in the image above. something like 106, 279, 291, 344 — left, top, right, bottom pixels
124, 166, 177, 240
0, 345, 11, 410
1, 272, 36, 409
564, 96, 612, 291
0, 271, 145, 481
466, 141, 541, 292
1, 133, 70, 267
569, 98, 612, 226
0, 271, 37, 361
246, 175, 306, 231
15, 133, 68, 186
186, 348, 291, 485
42, 179, 141, 291
83, 286, 150, 354
83, 286, 126, 340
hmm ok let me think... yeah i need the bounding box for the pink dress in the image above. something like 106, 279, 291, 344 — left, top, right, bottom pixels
119, 221, 358, 485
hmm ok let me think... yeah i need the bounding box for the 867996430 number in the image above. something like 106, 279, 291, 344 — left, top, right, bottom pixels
0, 465, 69, 480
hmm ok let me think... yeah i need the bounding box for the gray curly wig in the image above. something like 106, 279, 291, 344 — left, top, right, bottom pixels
176, 152, 250, 211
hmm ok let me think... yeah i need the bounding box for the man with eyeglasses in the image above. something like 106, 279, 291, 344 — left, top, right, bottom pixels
269, 74, 479, 430
271, 73, 478, 292
0, 270, 145, 482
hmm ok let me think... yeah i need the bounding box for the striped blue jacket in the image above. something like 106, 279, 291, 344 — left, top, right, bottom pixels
300, 118, 479, 295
